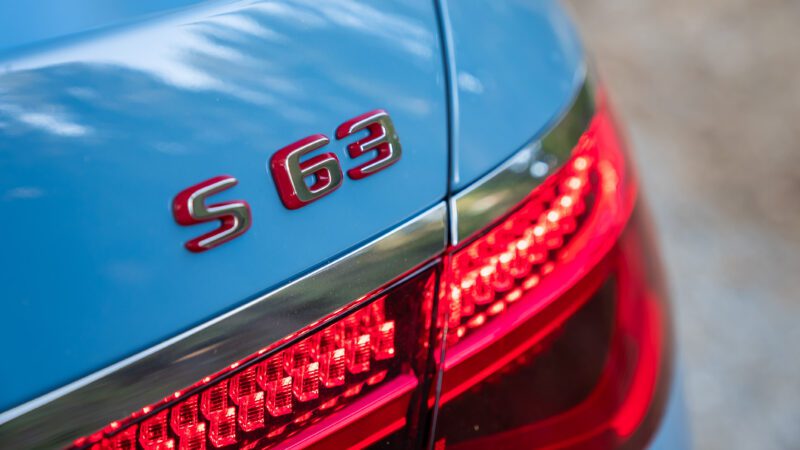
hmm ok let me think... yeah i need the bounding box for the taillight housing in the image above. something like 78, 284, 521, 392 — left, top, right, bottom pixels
441, 94, 634, 369
431, 95, 671, 449
69, 89, 671, 450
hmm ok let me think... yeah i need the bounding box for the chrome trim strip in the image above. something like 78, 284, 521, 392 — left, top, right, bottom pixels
0, 203, 447, 449
451, 81, 595, 245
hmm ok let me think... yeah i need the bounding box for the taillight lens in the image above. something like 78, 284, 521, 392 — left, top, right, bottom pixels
431, 98, 671, 448
71, 265, 438, 450
443, 135, 598, 351
441, 97, 634, 371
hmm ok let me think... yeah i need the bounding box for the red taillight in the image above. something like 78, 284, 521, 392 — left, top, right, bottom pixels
441, 97, 634, 370
71, 266, 437, 450
443, 135, 597, 351
432, 98, 670, 448
70, 93, 669, 450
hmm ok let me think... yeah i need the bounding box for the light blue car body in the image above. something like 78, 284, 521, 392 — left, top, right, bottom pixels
0, 1, 689, 447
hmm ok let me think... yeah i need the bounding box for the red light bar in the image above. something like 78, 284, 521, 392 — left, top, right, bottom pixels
71, 267, 437, 450
443, 143, 596, 351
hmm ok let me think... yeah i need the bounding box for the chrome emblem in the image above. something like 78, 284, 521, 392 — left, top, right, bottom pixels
336, 109, 402, 180
173, 110, 401, 252
172, 175, 252, 253
270, 134, 343, 210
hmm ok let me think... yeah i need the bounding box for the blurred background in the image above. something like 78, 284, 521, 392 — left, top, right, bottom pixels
563, 0, 800, 449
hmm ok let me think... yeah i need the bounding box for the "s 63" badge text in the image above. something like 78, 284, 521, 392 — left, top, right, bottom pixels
172, 109, 401, 252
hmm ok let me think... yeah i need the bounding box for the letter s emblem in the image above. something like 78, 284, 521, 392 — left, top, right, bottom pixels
172, 175, 252, 252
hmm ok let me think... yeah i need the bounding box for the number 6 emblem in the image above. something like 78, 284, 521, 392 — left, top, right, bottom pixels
270, 134, 344, 210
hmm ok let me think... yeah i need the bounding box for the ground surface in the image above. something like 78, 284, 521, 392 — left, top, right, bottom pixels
563, 1, 800, 449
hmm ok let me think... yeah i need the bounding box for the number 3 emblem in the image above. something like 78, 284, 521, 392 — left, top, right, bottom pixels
336, 110, 401, 180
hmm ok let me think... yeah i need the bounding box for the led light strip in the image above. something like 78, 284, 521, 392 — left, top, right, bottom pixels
445, 146, 597, 348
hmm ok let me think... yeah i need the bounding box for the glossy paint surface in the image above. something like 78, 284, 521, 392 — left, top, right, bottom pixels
438, 0, 586, 190
0, 0, 448, 411
648, 370, 692, 449
0, 0, 206, 54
